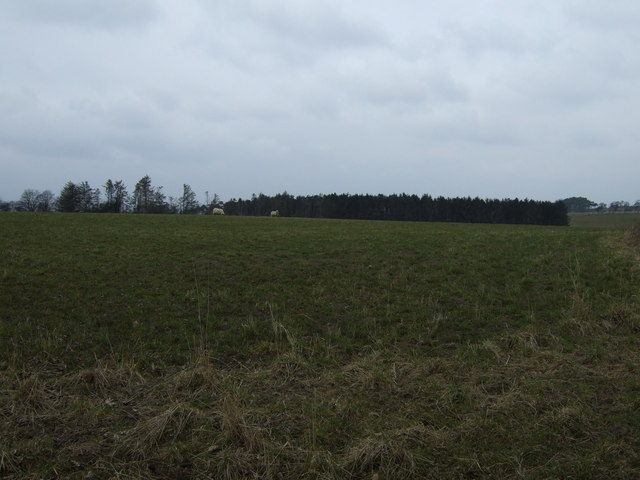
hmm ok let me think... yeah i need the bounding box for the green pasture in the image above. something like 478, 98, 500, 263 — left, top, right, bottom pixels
1, 213, 639, 479
569, 211, 640, 228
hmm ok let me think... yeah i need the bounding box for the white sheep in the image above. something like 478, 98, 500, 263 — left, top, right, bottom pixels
270, 210, 280, 217
212, 208, 225, 215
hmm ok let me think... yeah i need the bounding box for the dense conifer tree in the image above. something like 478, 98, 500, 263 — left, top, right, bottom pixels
223, 193, 568, 226
179, 184, 199, 214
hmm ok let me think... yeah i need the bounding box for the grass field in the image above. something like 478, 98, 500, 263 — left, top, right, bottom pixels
569, 212, 640, 229
1, 213, 639, 479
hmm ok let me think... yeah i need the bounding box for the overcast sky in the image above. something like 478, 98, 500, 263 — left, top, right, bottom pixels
1, 1, 638, 204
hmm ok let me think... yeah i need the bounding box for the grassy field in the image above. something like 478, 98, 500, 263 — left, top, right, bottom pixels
1, 213, 639, 479
569, 211, 640, 229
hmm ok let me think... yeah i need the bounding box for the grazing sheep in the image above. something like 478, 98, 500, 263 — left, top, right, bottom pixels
212, 208, 225, 215
270, 210, 280, 217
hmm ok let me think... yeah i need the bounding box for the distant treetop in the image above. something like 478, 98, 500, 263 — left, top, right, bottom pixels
561, 197, 598, 213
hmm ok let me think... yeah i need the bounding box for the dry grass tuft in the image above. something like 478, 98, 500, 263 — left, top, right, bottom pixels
5, 373, 53, 422
478, 339, 504, 362
389, 359, 443, 385
219, 393, 265, 454
601, 302, 640, 331
625, 222, 640, 249
272, 320, 299, 354
0, 449, 17, 476
343, 437, 415, 479
341, 352, 389, 391
559, 288, 601, 336
271, 350, 308, 380
342, 363, 375, 390
500, 330, 544, 351
480, 380, 539, 418
211, 447, 282, 480
12, 374, 47, 409
304, 449, 339, 479
172, 347, 219, 393
569, 290, 593, 331
341, 425, 432, 479
123, 401, 200, 458
73, 356, 145, 397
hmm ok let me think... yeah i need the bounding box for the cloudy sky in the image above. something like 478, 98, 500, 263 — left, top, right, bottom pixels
1, 0, 638, 204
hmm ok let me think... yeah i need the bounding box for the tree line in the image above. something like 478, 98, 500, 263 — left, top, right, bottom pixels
224, 192, 568, 225
561, 196, 640, 213
1, 176, 571, 225
1, 176, 221, 215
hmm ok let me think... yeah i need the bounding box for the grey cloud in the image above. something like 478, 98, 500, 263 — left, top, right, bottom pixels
425, 120, 523, 147
0, 89, 169, 168
449, 23, 551, 61
565, 1, 640, 31
196, 1, 388, 70
1, 0, 640, 204
1, 0, 159, 29
245, 2, 386, 51
0, 93, 108, 161
350, 69, 467, 112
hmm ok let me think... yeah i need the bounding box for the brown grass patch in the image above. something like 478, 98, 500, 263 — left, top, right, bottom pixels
625, 222, 640, 248
341, 424, 442, 479
72, 356, 145, 397
219, 393, 266, 453
172, 347, 219, 393
122, 401, 201, 459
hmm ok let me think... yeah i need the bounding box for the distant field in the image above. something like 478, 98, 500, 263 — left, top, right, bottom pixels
569, 211, 640, 228
1, 213, 639, 479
